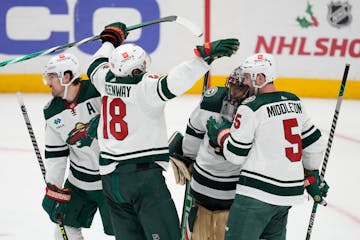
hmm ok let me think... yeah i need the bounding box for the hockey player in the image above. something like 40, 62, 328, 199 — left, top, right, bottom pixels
169, 66, 251, 240
206, 53, 329, 239
86, 21, 239, 239
41, 53, 113, 239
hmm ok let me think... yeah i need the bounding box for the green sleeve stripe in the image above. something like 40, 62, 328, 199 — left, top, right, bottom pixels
45, 144, 67, 149
302, 125, 315, 136
229, 135, 253, 146
87, 58, 108, 80
226, 140, 251, 156
45, 149, 69, 158
157, 76, 176, 101
302, 129, 322, 149
238, 175, 304, 196
185, 125, 205, 139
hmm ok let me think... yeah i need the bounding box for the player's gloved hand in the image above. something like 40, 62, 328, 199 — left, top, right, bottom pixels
100, 22, 129, 47
168, 131, 194, 185
170, 156, 194, 185
206, 116, 232, 152
42, 183, 71, 223
194, 38, 240, 64
304, 170, 329, 206
87, 114, 100, 139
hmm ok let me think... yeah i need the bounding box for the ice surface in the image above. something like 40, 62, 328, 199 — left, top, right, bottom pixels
0, 93, 359, 239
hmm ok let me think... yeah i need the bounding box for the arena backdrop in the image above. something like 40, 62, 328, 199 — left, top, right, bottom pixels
0, 0, 359, 98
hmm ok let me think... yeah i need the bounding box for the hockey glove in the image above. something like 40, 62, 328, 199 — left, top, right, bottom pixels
170, 156, 194, 185
42, 183, 71, 223
206, 116, 232, 151
100, 22, 129, 47
304, 170, 329, 206
194, 38, 240, 64
168, 131, 194, 185
87, 114, 100, 139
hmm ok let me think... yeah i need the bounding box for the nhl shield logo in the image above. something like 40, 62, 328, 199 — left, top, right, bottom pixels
327, 1, 352, 28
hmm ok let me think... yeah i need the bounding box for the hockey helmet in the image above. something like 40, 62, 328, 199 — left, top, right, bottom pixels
225, 66, 250, 103
43, 53, 81, 99
43, 53, 80, 84
241, 53, 277, 89
109, 43, 151, 77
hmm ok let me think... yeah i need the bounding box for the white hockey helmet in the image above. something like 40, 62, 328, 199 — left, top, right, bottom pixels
109, 43, 151, 77
241, 53, 277, 89
43, 53, 81, 98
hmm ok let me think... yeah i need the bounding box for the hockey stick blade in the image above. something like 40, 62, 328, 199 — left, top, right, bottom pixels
0, 15, 178, 68
175, 16, 203, 37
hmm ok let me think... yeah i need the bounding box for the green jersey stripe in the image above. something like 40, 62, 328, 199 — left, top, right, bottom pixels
238, 175, 304, 196
70, 165, 101, 182
100, 153, 169, 166
87, 58, 108, 80
185, 125, 205, 139
302, 129, 322, 149
226, 141, 251, 156
45, 149, 69, 158
157, 76, 176, 101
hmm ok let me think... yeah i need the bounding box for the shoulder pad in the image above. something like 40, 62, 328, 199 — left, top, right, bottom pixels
201, 87, 228, 113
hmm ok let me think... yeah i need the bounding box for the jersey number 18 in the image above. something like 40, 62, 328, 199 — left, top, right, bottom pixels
101, 96, 128, 140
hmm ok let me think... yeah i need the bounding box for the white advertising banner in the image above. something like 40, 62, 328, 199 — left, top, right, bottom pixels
0, 0, 359, 86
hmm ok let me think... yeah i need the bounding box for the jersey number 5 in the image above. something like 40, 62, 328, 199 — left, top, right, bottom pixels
283, 118, 302, 162
102, 96, 128, 140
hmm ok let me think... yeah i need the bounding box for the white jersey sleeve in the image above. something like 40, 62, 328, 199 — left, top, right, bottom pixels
44, 123, 68, 187
223, 105, 255, 166
165, 57, 210, 96
299, 106, 326, 170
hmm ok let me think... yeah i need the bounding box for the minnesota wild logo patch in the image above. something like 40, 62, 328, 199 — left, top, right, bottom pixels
66, 122, 92, 147
204, 87, 218, 97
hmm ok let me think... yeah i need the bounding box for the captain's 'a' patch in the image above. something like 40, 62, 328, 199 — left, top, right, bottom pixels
204, 87, 218, 97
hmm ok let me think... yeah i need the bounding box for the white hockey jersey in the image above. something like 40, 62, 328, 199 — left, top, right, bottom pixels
223, 91, 325, 206
44, 81, 102, 190
87, 42, 210, 175
182, 87, 241, 210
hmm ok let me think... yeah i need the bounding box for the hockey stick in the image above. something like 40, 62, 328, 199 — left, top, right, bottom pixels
180, 181, 194, 240
202, 72, 210, 95
305, 63, 350, 240
16, 92, 68, 240
180, 64, 211, 240
0, 15, 202, 68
